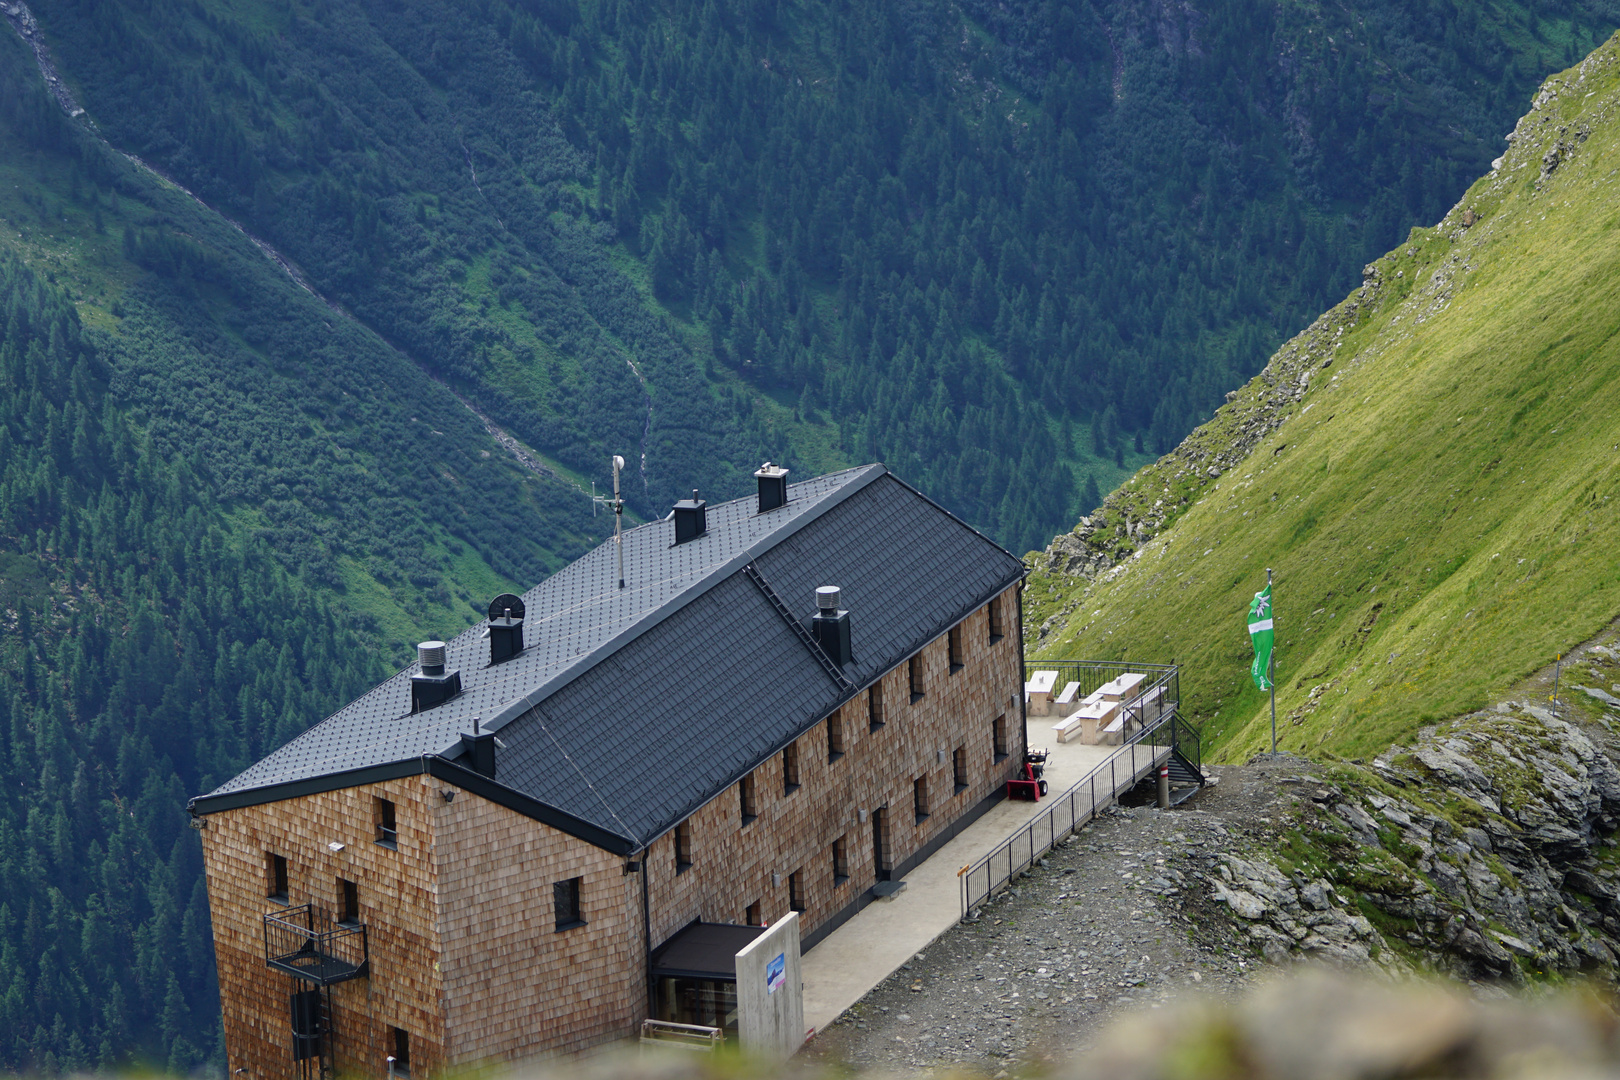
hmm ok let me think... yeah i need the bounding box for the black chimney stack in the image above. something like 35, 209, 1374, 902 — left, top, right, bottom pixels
672, 489, 707, 544
487, 593, 526, 664
810, 586, 853, 668
460, 718, 496, 778
754, 462, 789, 513
410, 641, 462, 712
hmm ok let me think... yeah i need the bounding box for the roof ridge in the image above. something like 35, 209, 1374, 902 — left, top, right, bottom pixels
474, 463, 888, 733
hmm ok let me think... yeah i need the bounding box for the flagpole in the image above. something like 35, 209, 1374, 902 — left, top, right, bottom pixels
1267, 567, 1276, 756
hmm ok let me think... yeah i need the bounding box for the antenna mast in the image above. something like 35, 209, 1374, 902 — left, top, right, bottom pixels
590, 455, 628, 588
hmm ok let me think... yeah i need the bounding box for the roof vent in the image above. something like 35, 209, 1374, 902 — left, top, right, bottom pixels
410, 640, 462, 713
487, 592, 525, 665
672, 489, 707, 544
811, 586, 852, 668
754, 462, 789, 513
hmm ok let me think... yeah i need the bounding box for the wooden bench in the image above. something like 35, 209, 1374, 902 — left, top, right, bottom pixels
1053, 681, 1081, 714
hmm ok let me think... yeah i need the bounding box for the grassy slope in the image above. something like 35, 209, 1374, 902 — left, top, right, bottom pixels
1027, 36, 1620, 762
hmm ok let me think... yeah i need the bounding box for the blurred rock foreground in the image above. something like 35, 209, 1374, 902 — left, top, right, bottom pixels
538, 969, 1620, 1080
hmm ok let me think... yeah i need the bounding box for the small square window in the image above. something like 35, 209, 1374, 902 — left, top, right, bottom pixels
782, 740, 801, 795
832, 836, 849, 886
913, 776, 930, 824
745, 900, 762, 926
988, 596, 1005, 642
868, 683, 885, 731
993, 714, 1009, 763
390, 1027, 410, 1078
337, 878, 359, 925
954, 745, 968, 794
554, 877, 584, 931
375, 797, 397, 849
827, 712, 845, 761
739, 773, 758, 827
266, 853, 288, 903
908, 653, 925, 703
675, 821, 692, 873
789, 869, 805, 913
948, 626, 964, 673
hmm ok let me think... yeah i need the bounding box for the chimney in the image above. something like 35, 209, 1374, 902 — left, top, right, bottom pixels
810, 585, 852, 668
672, 489, 707, 544
410, 641, 462, 712
460, 718, 496, 778
754, 462, 789, 513
487, 592, 526, 664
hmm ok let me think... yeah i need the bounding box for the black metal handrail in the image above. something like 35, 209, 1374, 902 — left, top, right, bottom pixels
264, 904, 369, 986
958, 706, 1196, 918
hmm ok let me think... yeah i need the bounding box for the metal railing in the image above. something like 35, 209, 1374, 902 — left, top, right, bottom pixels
959, 707, 1199, 918
639, 1019, 724, 1053
1023, 660, 1180, 714
264, 904, 370, 986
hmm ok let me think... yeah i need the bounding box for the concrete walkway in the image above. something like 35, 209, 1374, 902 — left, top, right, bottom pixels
800, 729, 1167, 1036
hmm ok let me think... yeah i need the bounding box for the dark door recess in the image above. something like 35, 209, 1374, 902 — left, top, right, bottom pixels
871, 806, 889, 882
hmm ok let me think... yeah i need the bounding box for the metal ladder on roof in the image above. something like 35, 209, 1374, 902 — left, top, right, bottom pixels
743, 563, 856, 694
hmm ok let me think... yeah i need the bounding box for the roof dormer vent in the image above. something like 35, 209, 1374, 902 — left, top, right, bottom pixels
754, 462, 789, 513
487, 593, 525, 665
811, 586, 852, 668
672, 489, 707, 544
410, 640, 462, 712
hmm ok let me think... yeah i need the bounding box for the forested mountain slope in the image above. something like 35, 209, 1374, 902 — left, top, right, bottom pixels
0, 22, 607, 1073
1026, 36, 1620, 763
19, 0, 1615, 552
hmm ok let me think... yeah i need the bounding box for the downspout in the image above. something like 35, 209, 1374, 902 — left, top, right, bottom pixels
641, 846, 654, 1021
1016, 580, 1029, 767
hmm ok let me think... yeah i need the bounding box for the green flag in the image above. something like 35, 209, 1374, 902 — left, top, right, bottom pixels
1248, 584, 1274, 692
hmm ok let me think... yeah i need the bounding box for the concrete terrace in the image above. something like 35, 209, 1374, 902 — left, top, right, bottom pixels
801, 730, 1172, 1037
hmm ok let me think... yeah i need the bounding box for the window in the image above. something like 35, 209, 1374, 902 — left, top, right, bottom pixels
948, 626, 964, 673
338, 878, 359, 925
266, 852, 288, 903
782, 740, 800, 795
832, 836, 849, 886
908, 653, 925, 703
988, 596, 1005, 642
390, 1027, 410, 1078
375, 797, 397, 848
827, 712, 845, 761
993, 714, 1009, 763
554, 877, 584, 931
739, 773, 757, 827
675, 821, 692, 873
954, 745, 968, 794
789, 869, 805, 913
868, 682, 885, 731
745, 900, 762, 926
913, 776, 930, 824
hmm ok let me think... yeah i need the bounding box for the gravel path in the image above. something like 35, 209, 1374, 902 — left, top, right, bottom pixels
802, 759, 1326, 1073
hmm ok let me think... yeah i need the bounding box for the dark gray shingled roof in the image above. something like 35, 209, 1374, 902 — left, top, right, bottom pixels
191, 464, 1025, 853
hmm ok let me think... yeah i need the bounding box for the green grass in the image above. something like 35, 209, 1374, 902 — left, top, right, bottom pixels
1030, 39, 1620, 762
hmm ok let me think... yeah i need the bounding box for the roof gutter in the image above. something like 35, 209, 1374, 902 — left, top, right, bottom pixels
187, 755, 639, 856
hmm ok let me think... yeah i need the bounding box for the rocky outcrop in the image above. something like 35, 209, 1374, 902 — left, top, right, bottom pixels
1206, 707, 1620, 981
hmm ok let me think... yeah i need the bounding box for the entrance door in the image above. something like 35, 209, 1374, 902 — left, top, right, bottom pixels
871, 806, 889, 882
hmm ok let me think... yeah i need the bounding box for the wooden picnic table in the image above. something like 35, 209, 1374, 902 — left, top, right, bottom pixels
1025, 669, 1059, 716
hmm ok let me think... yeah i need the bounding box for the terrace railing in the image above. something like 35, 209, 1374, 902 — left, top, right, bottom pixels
958, 708, 1201, 918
